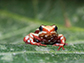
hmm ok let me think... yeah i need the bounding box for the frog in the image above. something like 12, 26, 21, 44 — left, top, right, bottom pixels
23, 25, 67, 50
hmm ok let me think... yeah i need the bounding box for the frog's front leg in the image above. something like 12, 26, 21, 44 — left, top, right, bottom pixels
53, 34, 66, 51
23, 33, 46, 46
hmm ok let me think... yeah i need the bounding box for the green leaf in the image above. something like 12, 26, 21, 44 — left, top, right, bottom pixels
0, 10, 84, 63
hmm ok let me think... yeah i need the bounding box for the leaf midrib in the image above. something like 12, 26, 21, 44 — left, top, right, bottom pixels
0, 51, 84, 55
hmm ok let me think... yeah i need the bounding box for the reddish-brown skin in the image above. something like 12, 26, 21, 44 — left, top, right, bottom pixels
23, 25, 67, 51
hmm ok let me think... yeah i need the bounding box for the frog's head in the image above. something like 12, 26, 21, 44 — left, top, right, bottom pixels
39, 25, 58, 39
39, 25, 58, 34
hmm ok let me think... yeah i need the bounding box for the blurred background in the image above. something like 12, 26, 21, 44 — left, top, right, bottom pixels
0, 0, 84, 63
1, 0, 84, 27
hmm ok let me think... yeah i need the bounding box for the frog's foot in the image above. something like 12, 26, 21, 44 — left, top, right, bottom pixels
36, 42, 47, 46
57, 46, 65, 51
52, 43, 65, 51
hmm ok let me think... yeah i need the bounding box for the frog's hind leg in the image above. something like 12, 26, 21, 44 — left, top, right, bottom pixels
23, 33, 46, 46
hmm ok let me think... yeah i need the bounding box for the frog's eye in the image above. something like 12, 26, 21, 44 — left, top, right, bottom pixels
54, 26, 58, 31
39, 26, 43, 31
